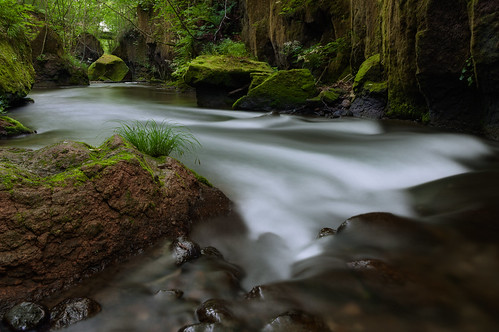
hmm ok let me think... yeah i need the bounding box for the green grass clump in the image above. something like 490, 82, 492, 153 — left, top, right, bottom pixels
115, 120, 200, 158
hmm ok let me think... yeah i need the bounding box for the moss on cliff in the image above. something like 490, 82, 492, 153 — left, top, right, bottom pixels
0, 37, 35, 109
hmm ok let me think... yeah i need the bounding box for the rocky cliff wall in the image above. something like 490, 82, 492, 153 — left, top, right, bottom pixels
240, 0, 350, 69
241, 0, 499, 138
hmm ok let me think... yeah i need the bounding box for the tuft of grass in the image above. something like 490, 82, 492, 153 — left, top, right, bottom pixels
114, 120, 200, 158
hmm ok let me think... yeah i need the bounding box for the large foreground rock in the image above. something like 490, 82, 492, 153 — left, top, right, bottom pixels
0, 135, 230, 314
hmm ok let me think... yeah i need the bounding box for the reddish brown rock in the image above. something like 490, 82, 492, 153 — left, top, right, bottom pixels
0, 135, 231, 315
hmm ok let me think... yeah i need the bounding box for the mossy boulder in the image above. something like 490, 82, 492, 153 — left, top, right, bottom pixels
233, 69, 317, 111
184, 55, 273, 88
0, 135, 230, 314
0, 116, 35, 138
88, 54, 130, 82
183, 55, 274, 108
0, 36, 35, 109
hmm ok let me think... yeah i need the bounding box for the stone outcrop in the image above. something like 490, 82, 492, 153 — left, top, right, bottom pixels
88, 54, 130, 82
72, 32, 104, 65
31, 26, 89, 87
240, 0, 499, 138
0, 35, 35, 109
350, 0, 499, 136
240, 0, 350, 69
233, 69, 317, 111
183, 55, 274, 108
113, 2, 175, 81
0, 135, 231, 315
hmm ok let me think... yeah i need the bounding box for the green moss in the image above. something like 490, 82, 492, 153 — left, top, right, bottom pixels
386, 92, 427, 120
233, 69, 318, 111
88, 54, 129, 81
0, 116, 34, 137
353, 54, 382, 93
363, 81, 388, 94
189, 168, 213, 188
183, 55, 274, 89
0, 37, 35, 106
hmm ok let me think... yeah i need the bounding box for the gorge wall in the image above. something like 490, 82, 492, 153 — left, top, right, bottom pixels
240, 0, 499, 138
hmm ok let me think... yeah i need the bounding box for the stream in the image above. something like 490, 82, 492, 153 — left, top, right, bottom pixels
2, 83, 499, 331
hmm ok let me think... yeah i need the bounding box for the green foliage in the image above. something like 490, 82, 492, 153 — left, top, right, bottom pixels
282, 38, 349, 82
459, 56, 475, 87
202, 39, 250, 58
278, 0, 313, 15
114, 120, 200, 158
152, 0, 241, 81
0, 0, 33, 40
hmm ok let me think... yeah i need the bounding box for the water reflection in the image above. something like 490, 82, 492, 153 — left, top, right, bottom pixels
2, 84, 499, 331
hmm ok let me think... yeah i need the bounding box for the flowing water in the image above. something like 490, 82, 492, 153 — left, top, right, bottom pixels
2, 83, 499, 331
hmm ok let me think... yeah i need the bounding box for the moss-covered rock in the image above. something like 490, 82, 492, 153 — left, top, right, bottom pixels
233, 69, 317, 111
0, 135, 230, 313
0, 116, 34, 137
88, 54, 130, 82
308, 88, 342, 106
184, 55, 273, 89
353, 54, 383, 93
183, 55, 274, 108
0, 36, 35, 109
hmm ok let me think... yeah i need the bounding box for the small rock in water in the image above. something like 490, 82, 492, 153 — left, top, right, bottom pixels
3, 302, 50, 332
317, 227, 336, 238
171, 237, 201, 266
154, 288, 184, 300
50, 297, 101, 330
196, 299, 234, 324
179, 322, 233, 332
261, 310, 330, 332
201, 246, 224, 259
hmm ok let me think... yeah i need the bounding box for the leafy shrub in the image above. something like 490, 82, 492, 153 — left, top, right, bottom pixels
202, 38, 250, 58
0, 0, 32, 40
115, 120, 200, 158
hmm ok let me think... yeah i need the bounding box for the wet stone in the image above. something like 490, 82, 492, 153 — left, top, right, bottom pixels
317, 227, 336, 238
261, 310, 330, 332
3, 302, 50, 332
201, 246, 224, 259
172, 237, 202, 266
196, 299, 234, 324
154, 289, 184, 301
179, 322, 233, 332
50, 297, 101, 330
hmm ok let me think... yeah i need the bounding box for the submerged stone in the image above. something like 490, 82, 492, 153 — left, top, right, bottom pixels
171, 237, 202, 266
88, 54, 130, 82
50, 297, 101, 330
262, 310, 330, 332
233, 69, 317, 111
